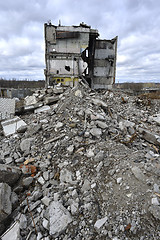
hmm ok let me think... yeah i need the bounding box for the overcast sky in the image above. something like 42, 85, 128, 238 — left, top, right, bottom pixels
0, 0, 159, 83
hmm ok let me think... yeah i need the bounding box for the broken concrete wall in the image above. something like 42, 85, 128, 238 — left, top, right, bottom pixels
44, 22, 117, 89
0, 98, 15, 120
44, 23, 93, 87
91, 37, 118, 89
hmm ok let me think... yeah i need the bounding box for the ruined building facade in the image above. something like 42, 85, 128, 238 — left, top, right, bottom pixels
44, 22, 117, 89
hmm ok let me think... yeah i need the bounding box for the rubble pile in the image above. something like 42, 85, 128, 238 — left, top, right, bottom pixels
0, 81, 160, 240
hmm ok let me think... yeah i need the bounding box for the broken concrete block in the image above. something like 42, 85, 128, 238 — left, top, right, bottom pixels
0, 164, 21, 186
119, 120, 135, 131
149, 205, 160, 220
20, 138, 34, 152
81, 179, 90, 192
34, 105, 51, 113
41, 196, 51, 207
1, 221, 20, 240
94, 216, 108, 230
0, 183, 12, 221
45, 96, 59, 105
75, 90, 83, 98
1, 116, 27, 136
92, 98, 108, 108
60, 169, 75, 184
16, 125, 27, 133
43, 218, 49, 230
96, 120, 108, 129
90, 127, 102, 137
139, 128, 160, 146
24, 102, 43, 112
70, 201, 79, 215
22, 177, 33, 187
149, 114, 160, 126
131, 166, 145, 182
53, 88, 64, 94
47, 201, 72, 237
0, 98, 15, 120
86, 149, 94, 158
55, 122, 63, 129
24, 95, 37, 106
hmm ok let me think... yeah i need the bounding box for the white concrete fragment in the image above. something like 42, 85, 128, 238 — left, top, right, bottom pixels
94, 216, 108, 230
76, 170, 81, 180
119, 120, 135, 131
43, 171, 49, 181
34, 105, 51, 113
1, 116, 27, 136
43, 218, 49, 230
70, 201, 79, 215
96, 161, 103, 172
96, 120, 108, 129
81, 179, 90, 192
1, 221, 20, 240
91, 183, 96, 189
72, 189, 78, 199
38, 176, 45, 185
86, 149, 94, 158
25, 95, 37, 106
41, 196, 51, 206
152, 197, 159, 206
90, 127, 102, 137
67, 145, 74, 153
55, 122, 64, 129
60, 169, 75, 184
47, 201, 72, 236
20, 138, 34, 152
117, 177, 122, 184
75, 90, 83, 98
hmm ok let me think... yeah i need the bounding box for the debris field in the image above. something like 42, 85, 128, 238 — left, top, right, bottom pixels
0, 81, 160, 240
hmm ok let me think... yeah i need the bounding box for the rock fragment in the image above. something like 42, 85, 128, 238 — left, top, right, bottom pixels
94, 216, 108, 230
131, 166, 145, 182
47, 201, 72, 237
0, 183, 12, 221
90, 127, 102, 137
20, 138, 34, 152
0, 164, 21, 186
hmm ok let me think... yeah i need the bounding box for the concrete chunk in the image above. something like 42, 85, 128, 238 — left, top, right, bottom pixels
45, 96, 59, 104
0, 164, 21, 186
34, 105, 51, 113
94, 216, 108, 230
1, 221, 20, 240
149, 205, 160, 220
47, 201, 72, 237
0, 183, 12, 221
90, 127, 102, 137
131, 166, 145, 182
0, 98, 15, 120
139, 128, 160, 146
1, 116, 27, 136
20, 138, 34, 152
24, 95, 37, 106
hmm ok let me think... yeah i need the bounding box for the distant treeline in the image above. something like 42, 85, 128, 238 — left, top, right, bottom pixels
115, 82, 160, 91
0, 79, 45, 89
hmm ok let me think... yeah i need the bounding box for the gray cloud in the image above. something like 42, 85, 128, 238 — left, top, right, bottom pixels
0, 0, 160, 82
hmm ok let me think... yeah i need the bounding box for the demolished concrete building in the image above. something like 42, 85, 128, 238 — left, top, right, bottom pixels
44, 22, 118, 89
